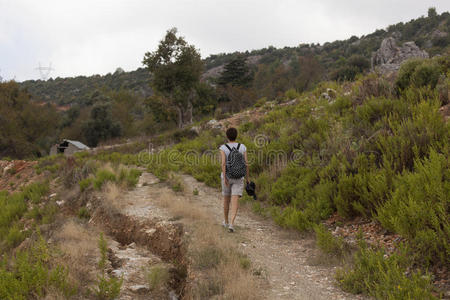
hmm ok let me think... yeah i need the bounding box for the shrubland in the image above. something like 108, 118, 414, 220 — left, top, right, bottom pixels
0, 152, 144, 299
9, 10, 449, 153
0, 10, 448, 298
86, 53, 449, 298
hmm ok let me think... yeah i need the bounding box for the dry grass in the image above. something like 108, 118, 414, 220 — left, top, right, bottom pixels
53, 219, 99, 285
188, 220, 260, 299
102, 162, 116, 174
167, 172, 186, 192
102, 181, 124, 211
220, 260, 258, 299
42, 289, 68, 300
156, 187, 260, 299
157, 192, 212, 222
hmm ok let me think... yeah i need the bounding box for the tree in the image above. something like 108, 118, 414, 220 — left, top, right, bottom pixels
82, 103, 121, 147
218, 55, 253, 87
0, 81, 59, 158
292, 55, 324, 92
428, 7, 437, 18
142, 28, 203, 128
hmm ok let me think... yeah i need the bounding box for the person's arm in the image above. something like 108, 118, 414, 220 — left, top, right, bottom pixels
244, 151, 249, 183
220, 150, 229, 186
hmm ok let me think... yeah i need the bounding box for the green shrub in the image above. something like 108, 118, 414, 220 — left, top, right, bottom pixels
118, 168, 142, 188
93, 275, 122, 300
192, 247, 223, 270
376, 100, 448, 173
26, 202, 58, 225
253, 97, 267, 108
314, 224, 346, 257
336, 243, 436, 299
93, 169, 116, 190
284, 88, 300, 100
238, 254, 251, 270
396, 58, 443, 93
273, 206, 312, 231
22, 182, 49, 204
0, 182, 49, 250
92, 233, 122, 299
410, 61, 441, 89
5, 225, 26, 249
329, 96, 352, 116
78, 207, 91, 220
0, 236, 76, 299
147, 265, 170, 291
395, 59, 425, 92
98, 233, 108, 270
377, 150, 450, 266
168, 173, 184, 192
79, 177, 92, 192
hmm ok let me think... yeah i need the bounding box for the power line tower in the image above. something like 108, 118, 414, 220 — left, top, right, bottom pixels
35, 62, 54, 80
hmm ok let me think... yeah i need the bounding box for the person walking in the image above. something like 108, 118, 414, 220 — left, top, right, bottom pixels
219, 127, 249, 232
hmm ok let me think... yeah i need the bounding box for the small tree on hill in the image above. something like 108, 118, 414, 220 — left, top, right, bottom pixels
218, 55, 253, 88
142, 28, 203, 128
82, 103, 122, 147
428, 7, 437, 18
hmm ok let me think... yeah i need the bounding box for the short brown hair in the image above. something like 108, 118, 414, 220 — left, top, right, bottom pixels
226, 127, 238, 141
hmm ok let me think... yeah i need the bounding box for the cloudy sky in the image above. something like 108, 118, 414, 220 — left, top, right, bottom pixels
1, 0, 450, 81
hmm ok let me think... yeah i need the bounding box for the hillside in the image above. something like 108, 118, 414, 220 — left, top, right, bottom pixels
112, 52, 449, 298
19, 9, 450, 107
4, 9, 447, 157
2, 50, 448, 298
6, 50, 444, 299
20, 67, 152, 106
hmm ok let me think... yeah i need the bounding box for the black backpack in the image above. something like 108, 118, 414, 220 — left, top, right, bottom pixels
225, 143, 247, 179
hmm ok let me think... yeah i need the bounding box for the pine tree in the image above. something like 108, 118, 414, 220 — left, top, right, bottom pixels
218, 56, 253, 87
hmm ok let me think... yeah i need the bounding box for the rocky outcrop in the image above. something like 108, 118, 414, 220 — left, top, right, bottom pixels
372, 37, 429, 74
431, 29, 448, 40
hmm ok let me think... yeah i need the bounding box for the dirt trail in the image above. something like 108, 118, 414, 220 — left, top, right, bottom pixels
117, 172, 366, 300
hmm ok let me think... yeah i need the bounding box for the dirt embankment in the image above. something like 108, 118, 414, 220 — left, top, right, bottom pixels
0, 160, 41, 192
89, 196, 188, 298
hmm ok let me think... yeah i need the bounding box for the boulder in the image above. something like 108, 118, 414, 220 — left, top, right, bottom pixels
372, 37, 429, 74
431, 29, 448, 39
320, 88, 337, 103
128, 284, 149, 294
190, 126, 201, 135
205, 119, 223, 129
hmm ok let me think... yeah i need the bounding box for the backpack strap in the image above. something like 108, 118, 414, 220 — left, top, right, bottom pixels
224, 144, 232, 152
237, 143, 241, 150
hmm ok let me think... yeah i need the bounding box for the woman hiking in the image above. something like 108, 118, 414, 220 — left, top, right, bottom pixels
219, 127, 249, 233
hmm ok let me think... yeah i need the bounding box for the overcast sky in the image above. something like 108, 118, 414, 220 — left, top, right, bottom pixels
1, 0, 450, 82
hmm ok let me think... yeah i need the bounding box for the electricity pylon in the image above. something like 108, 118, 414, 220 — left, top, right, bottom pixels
35, 62, 54, 80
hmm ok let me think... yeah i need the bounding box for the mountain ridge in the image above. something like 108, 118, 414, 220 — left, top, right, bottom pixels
19, 10, 450, 106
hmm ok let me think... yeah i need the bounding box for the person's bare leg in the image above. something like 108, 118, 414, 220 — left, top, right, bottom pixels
230, 195, 240, 226
223, 195, 231, 224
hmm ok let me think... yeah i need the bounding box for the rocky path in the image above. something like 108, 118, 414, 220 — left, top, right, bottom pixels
116, 172, 366, 300
179, 174, 365, 300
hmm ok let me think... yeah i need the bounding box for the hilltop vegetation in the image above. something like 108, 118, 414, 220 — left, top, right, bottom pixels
20, 10, 450, 106
3, 9, 447, 153
205, 8, 450, 84
20, 67, 152, 106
